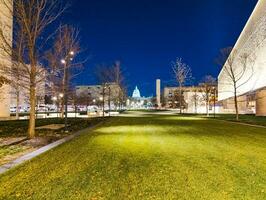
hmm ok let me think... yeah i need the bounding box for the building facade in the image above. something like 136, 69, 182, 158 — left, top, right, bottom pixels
163, 86, 217, 114
218, 0, 266, 116
76, 83, 122, 109
0, 0, 13, 117
127, 86, 153, 109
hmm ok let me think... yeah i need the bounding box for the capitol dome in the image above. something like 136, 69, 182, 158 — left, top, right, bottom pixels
132, 86, 141, 98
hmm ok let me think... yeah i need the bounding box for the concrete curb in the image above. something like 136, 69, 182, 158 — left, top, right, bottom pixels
0, 121, 105, 175
209, 118, 266, 129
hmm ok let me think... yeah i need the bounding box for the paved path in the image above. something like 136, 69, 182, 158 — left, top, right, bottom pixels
0, 123, 103, 175
214, 119, 266, 129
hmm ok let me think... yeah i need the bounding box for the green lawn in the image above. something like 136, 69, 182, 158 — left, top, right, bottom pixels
0, 118, 103, 165
212, 114, 266, 127
0, 117, 103, 138
0, 112, 265, 199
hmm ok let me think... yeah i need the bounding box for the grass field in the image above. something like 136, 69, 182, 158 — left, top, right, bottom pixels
0, 118, 103, 165
0, 117, 103, 138
213, 114, 266, 126
0, 112, 265, 199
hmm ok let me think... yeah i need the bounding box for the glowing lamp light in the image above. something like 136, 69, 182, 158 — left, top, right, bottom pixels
61, 59, 66, 64
70, 51, 75, 56
59, 93, 64, 98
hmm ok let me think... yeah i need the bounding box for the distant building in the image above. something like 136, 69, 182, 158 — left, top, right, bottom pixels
127, 86, 152, 109
132, 86, 141, 98
75, 82, 122, 109
163, 85, 217, 114
156, 79, 161, 108
218, 0, 266, 116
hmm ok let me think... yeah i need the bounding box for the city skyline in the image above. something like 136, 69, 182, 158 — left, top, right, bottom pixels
67, 0, 258, 96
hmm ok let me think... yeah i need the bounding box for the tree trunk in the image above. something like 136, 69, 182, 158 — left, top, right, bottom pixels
28, 85, 36, 138
61, 98, 64, 118
61, 73, 65, 118
179, 86, 182, 114
234, 85, 239, 121
16, 90, 20, 120
194, 97, 197, 114
206, 93, 209, 117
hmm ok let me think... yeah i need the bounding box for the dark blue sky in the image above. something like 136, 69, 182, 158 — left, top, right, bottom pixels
67, 0, 258, 97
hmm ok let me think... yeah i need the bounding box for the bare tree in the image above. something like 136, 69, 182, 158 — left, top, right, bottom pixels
172, 58, 192, 114
200, 75, 217, 117
46, 25, 82, 130
95, 61, 127, 111
112, 61, 127, 110
0, 75, 10, 88
191, 87, 200, 114
0, 0, 67, 138
217, 47, 254, 121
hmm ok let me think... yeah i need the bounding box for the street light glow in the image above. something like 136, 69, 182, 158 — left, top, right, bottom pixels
61, 59, 66, 64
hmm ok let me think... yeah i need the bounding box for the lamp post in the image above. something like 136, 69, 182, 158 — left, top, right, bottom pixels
213, 87, 217, 118
52, 96, 57, 117
99, 97, 103, 117
61, 51, 75, 133
102, 84, 107, 117
108, 86, 111, 117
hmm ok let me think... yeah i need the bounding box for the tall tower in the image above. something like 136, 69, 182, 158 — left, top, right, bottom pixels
0, 0, 13, 118
156, 79, 161, 108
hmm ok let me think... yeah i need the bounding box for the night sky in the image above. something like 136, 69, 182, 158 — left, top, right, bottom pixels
65, 0, 258, 97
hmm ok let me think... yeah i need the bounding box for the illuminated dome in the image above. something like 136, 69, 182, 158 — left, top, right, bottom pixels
132, 86, 141, 98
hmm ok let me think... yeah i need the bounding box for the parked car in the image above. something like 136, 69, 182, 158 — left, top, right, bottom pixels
10, 106, 27, 113
36, 105, 49, 112
87, 106, 99, 116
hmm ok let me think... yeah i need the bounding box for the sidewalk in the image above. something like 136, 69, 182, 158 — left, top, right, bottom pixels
0, 122, 104, 175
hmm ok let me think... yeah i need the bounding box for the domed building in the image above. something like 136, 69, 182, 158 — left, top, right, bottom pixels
127, 86, 153, 109
132, 86, 141, 98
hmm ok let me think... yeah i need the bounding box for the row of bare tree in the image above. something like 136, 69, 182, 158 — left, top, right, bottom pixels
95, 61, 127, 111
0, 0, 83, 138
171, 44, 258, 120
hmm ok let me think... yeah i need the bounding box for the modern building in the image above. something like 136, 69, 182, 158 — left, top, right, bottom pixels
163, 85, 217, 114
218, 0, 266, 116
0, 0, 13, 117
10, 79, 46, 109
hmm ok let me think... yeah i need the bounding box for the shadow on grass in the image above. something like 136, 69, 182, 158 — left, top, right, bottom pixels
0, 118, 103, 138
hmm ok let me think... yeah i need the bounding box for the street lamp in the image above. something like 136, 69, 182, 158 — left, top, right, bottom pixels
213, 86, 217, 118
108, 86, 111, 117
61, 50, 75, 133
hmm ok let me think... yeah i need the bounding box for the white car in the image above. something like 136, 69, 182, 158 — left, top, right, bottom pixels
10, 106, 27, 113
36, 105, 48, 112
